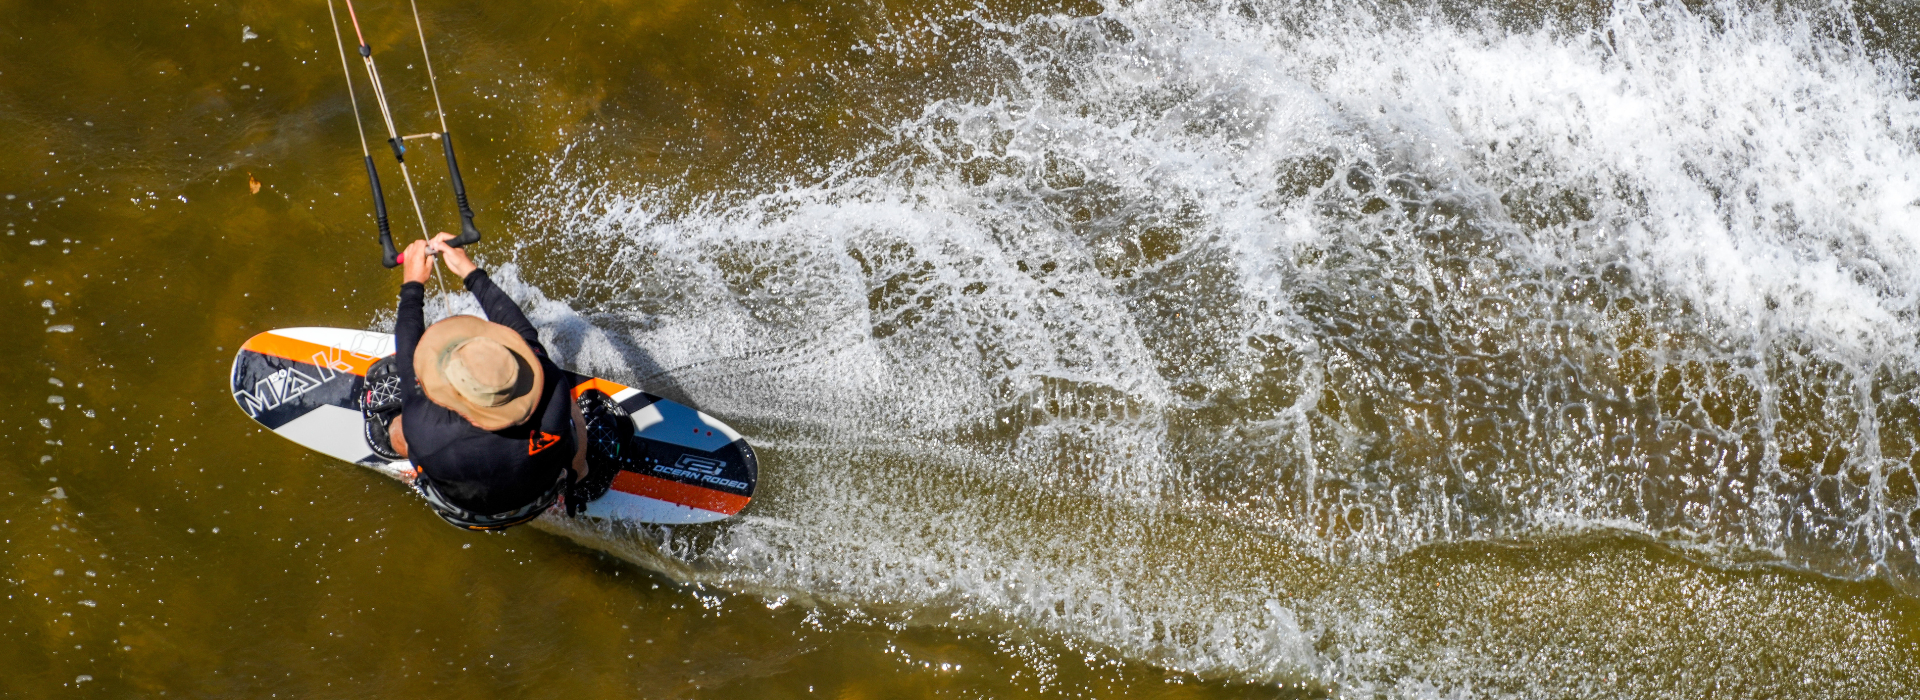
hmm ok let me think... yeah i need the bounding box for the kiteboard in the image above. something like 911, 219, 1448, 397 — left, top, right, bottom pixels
229, 327, 756, 525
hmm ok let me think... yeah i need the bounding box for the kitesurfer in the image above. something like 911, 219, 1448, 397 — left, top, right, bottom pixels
318, 0, 631, 530
363, 233, 612, 530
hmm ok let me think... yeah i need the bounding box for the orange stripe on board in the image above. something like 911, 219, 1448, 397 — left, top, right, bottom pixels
571, 377, 632, 400
610, 471, 750, 515
241, 333, 382, 377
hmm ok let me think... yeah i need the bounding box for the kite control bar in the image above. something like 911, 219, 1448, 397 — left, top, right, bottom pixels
327, 0, 482, 269
363, 133, 481, 268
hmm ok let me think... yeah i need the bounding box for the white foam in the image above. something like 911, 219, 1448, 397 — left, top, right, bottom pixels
476, 0, 1920, 693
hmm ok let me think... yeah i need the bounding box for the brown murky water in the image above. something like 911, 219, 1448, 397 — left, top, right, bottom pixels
5, 0, 1920, 697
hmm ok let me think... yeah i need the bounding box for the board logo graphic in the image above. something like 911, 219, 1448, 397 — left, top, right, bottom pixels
311, 346, 358, 375
233, 341, 359, 419
528, 431, 561, 455
673, 454, 726, 475
339, 332, 392, 359
235, 367, 327, 418
651, 454, 747, 491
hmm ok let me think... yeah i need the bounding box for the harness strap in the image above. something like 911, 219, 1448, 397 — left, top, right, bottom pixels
414, 466, 571, 531
409, 391, 629, 530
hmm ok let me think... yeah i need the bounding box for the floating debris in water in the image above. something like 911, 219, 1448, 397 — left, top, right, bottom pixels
46, 395, 64, 404
46, 324, 73, 333
242, 25, 257, 42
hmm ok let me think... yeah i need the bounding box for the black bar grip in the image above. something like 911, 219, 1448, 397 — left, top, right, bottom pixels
441, 133, 482, 248
365, 155, 401, 268
387, 137, 406, 163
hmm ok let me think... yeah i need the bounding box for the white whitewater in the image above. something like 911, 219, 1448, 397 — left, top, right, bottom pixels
436, 0, 1920, 694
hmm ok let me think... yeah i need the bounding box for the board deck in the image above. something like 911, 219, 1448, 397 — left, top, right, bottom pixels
230, 327, 756, 525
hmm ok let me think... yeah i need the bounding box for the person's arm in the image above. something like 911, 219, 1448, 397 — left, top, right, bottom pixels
429, 233, 546, 355
394, 239, 435, 384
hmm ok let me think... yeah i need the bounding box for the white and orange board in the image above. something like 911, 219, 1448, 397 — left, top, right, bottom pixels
230, 327, 756, 525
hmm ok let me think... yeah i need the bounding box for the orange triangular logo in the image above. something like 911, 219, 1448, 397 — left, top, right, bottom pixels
529, 431, 561, 455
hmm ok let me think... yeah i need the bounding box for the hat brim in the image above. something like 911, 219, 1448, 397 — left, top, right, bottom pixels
414, 315, 544, 431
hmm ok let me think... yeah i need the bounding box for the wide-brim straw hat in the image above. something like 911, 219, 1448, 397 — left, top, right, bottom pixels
414, 315, 543, 431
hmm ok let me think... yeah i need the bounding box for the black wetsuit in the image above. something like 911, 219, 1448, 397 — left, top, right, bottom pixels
396, 269, 578, 519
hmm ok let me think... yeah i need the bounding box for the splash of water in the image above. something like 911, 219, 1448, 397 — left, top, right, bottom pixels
463, 0, 1920, 692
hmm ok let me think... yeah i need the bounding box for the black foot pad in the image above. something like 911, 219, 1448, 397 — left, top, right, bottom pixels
361, 356, 406, 462
567, 390, 638, 514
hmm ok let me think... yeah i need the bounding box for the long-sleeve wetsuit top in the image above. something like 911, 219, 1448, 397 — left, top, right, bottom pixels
396, 269, 578, 515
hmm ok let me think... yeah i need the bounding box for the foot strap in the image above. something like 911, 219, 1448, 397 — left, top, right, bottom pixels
361, 355, 406, 461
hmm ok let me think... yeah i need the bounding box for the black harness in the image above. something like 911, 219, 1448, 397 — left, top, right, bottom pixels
393, 387, 631, 530
413, 466, 571, 531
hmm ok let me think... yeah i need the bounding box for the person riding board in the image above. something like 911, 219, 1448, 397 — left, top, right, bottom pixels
319, 0, 639, 529
364, 232, 614, 530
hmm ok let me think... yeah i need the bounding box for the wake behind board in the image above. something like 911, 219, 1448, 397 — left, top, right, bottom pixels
229, 327, 756, 525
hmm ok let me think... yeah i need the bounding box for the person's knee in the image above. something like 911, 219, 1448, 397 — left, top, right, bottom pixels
390, 415, 409, 458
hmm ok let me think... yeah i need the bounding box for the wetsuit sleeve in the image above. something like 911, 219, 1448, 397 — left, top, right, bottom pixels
462, 268, 548, 356
395, 281, 427, 385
